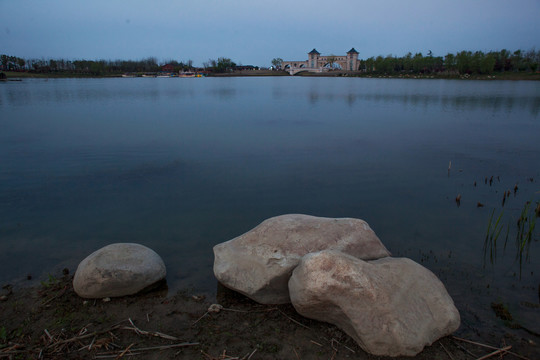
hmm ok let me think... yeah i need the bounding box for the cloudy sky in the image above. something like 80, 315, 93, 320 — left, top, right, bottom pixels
1, 0, 539, 67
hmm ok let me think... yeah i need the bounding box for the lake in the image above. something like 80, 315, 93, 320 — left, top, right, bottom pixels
1, 77, 539, 338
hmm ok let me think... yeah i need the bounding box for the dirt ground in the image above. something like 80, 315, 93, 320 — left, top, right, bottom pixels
1, 273, 538, 360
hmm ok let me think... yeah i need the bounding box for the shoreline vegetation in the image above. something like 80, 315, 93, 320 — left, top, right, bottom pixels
2, 48, 540, 80
1, 273, 538, 359
3, 70, 540, 81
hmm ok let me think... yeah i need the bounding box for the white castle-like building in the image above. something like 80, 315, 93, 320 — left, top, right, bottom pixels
282, 48, 359, 74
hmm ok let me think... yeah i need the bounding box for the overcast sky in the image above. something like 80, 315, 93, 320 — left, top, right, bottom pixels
1, 0, 539, 67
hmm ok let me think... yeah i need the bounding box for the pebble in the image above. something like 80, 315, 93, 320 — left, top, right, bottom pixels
208, 304, 223, 313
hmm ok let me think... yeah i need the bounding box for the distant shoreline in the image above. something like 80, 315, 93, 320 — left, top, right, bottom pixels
2, 70, 540, 80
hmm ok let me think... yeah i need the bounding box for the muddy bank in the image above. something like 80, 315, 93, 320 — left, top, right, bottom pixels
1, 273, 538, 359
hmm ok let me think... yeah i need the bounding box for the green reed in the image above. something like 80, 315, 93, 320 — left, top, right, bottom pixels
484, 209, 507, 265
511, 201, 538, 278
484, 200, 539, 278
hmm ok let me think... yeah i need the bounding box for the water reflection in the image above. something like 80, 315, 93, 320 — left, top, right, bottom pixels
304, 89, 540, 115
0, 79, 197, 106
2, 78, 539, 116
208, 87, 236, 100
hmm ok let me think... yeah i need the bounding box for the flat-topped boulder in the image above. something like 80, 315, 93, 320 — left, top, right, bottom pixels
288, 250, 460, 357
73, 243, 166, 299
213, 214, 390, 304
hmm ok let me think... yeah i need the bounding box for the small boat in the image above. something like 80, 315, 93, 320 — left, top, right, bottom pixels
179, 72, 196, 78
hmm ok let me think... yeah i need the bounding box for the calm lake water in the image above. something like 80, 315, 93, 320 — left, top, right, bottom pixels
1, 77, 539, 338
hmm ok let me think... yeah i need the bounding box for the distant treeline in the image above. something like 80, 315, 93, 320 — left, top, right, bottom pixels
0, 54, 244, 75
2, 49, 539, 76
360, 49, 539, 75
0, 55, 196, 75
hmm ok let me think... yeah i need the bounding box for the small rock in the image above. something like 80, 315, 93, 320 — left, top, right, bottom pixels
208, 304, 223, 313
73, 243, 166, 299
192, 295, 205, 302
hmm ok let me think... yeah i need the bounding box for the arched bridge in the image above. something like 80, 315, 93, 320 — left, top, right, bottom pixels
284, 66, 324, 75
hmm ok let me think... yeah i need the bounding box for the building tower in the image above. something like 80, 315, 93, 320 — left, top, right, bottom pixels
346, 48, 359, 71
308, 49, 321, 69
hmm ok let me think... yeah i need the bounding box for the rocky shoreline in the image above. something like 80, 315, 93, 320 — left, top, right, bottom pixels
1, 273, 538, 359
2, 214, 538, 359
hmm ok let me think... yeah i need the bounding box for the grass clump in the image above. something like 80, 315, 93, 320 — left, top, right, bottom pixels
484, 200, 539, 278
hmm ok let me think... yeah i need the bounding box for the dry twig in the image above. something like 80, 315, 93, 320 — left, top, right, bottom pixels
49, 325, 123, 348
201, 349, 239, 360
40, 286, 67, 306
440, 342, 454, 360
310, 340, 323, 347
122, 318, 179, 341
475, 345, 512, 360
95, 342, 199, 359
453, 337, 529, 360
277, 308, 311, 329
192, 311, 210, 326
246, 348, 257, 360
452, 340, 478, 358
114, 343, 134, 359
43, 329, 53, 342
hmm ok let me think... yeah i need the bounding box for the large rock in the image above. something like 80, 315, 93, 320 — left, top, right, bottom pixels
73, 243, 166, 299
213, 214, 390, 304
288, 251, 460, 357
